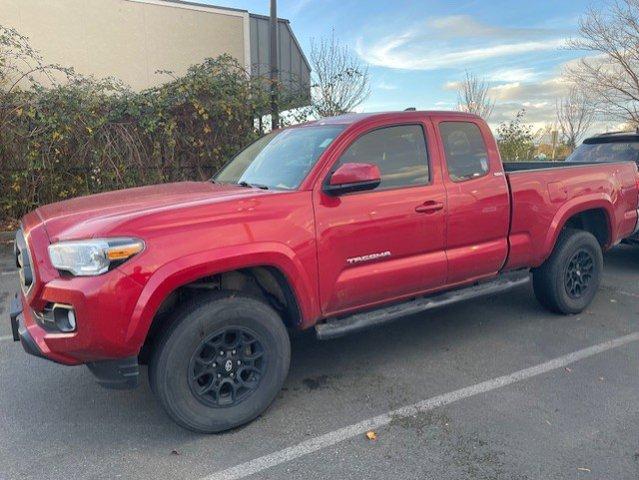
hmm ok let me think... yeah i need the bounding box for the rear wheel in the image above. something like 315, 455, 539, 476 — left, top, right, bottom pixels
149, 291, 290, 433
532, 228, 603, 315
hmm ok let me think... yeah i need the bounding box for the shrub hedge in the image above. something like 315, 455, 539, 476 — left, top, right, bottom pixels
0, 54, 273, 226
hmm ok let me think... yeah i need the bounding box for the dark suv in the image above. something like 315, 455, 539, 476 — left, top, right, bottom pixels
567, 131, 639, 165
567, 130, 639, 244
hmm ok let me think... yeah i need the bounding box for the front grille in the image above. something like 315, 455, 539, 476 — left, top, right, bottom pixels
14, 229, 34, 294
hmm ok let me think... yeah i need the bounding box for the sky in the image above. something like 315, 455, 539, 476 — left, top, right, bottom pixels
198, 0, 607, 131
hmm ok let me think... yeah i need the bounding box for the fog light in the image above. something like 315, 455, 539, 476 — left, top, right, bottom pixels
52, 304, 77, 333
67, 309, 77, 331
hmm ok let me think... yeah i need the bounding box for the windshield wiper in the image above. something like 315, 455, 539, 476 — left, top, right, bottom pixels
237, 181, 269, 190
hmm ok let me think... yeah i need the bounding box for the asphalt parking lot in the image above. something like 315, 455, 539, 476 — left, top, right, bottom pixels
0, 242, 638, 480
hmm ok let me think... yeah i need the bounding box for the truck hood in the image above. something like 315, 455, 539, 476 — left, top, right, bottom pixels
35, 181, 270, 242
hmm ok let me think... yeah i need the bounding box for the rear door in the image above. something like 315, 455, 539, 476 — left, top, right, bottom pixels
314, 120, 448, 316
434, 117, 510, 283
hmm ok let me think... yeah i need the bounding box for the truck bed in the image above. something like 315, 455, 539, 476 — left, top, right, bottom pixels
503, 161, 600, 172
503, 161, 639, 270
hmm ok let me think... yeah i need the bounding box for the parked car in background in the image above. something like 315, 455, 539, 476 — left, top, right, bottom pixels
9, 111, 639, 433
567, 131, 639, 166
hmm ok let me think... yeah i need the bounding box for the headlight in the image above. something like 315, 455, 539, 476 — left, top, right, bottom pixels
48, 238, 144, 276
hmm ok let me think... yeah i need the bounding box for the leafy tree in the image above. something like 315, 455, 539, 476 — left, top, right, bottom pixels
0, 25, 271, 225
496, 110, 535, 161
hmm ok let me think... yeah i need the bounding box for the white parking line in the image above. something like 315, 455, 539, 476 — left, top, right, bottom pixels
0, 335, 14, 342
203, 331, 639, 480
0, 271, 15, 276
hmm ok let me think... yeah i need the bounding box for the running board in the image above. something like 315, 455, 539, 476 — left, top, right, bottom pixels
315, 270, 531, 340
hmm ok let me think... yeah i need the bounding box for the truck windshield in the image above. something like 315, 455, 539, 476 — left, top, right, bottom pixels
567, 141, 639, 164
215, 125, 345, 190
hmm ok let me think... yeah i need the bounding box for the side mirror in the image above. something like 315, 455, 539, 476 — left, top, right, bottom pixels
324, 162, 382, 196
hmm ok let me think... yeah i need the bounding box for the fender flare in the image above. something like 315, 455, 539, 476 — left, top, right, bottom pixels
125, 242, 319, 347
538, 194, 615, 266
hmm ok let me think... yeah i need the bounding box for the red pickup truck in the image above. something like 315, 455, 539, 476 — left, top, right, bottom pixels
9, 111, 639, 433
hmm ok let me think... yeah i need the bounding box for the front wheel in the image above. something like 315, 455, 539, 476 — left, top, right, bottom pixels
532, 228, 603, 315
149, 291, 291, 433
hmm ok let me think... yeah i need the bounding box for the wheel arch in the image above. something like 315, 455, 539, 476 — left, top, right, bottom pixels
540, 196, 614, 266
127, 243, 319, 355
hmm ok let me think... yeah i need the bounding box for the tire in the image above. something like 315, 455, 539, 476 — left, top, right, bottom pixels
149, 291, 290, 433
532, 228, 603, 315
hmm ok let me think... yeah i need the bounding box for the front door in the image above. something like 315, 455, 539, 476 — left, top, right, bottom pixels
314, 122, 448, 316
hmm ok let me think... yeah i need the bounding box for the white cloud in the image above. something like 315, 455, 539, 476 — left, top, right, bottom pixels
488, 77, 570, 102
443, 81, 462, 91
486, 68, 540, 83
376, 80, 398, 91
287, 0, 312, 16
356, 14, 567, 71
425, 15, 569, 40
358, 37, 565, 71
483, 74, 575, 132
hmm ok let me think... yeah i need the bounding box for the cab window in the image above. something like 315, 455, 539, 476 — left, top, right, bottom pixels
336, 125, 429, 190
439, 122, 490, 182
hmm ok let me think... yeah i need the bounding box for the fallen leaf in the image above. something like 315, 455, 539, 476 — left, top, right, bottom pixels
545, 420, 552, 426
577, 467, 591, 472
610, 299, 617, 303
565, 367, 572, 373
365, 431, 377, 441
171, 450, 180, 456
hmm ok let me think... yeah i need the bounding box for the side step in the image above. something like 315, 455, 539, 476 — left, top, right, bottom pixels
315, 270, 531, 340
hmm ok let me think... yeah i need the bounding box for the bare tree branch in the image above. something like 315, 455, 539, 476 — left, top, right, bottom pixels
567, 0, 639, 124
309, 32, 370, 118
456, 71, 495, 120
556, 86, 595, 149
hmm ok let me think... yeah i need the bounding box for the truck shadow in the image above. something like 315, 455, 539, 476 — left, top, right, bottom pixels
287, 283, 541, 383
3, 283, 544, 445
604, 243, 639, 272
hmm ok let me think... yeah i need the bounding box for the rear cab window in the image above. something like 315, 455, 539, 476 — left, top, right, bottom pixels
336, 124, 430, 190
439, 122, 490, 182
567, 141, 639, 164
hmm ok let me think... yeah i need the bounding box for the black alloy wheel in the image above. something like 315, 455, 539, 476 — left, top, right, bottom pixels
188, 327, 266, 408
564, 249, 595, 299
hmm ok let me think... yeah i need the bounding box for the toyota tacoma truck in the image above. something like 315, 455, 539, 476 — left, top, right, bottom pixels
9, 111, 639, 433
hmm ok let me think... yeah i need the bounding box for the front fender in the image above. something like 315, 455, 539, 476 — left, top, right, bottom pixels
125, 242, 319, 349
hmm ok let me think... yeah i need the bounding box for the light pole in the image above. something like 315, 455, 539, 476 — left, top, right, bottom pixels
270, 0, 279, 129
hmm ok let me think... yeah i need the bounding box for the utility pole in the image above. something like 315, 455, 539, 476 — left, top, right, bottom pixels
551, 129, 558, 161
270, 0, 279, 130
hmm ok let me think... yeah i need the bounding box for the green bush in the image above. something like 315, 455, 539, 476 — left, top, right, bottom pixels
496, 109, 535, 161
0, 26, 272, 226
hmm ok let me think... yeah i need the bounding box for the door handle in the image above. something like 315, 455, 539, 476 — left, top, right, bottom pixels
415, 201, 444, 214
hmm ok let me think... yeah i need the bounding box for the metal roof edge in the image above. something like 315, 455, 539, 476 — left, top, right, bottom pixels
249, 14, 311, 73
126, 0, 248, 15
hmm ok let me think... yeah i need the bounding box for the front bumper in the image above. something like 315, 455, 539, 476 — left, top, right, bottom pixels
10, 222, 146, 389
10, 293, 45, 360
9, 290, 140, 390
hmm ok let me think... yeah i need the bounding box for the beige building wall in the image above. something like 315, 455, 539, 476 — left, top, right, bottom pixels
1, 0, 250, 90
